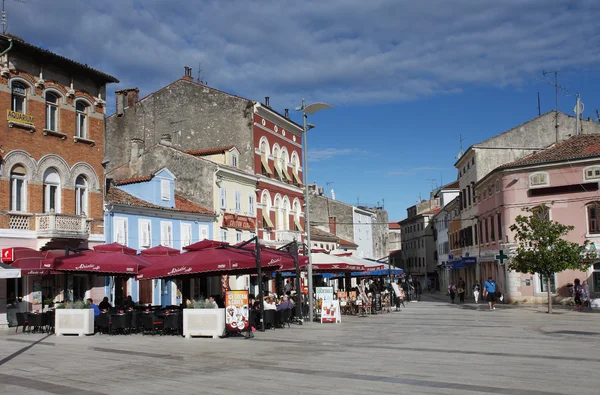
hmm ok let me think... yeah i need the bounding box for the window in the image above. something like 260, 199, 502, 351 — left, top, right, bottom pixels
76, 101, 88, 138
488, 185, 492, 195
479, 222, 483, 245
115, 217, 128, 245
181, 223, 192, 248
496, 180, 500, 192
45, 92, 59, 131
11, 82, 27, 113
230, 153, 238, 168
220, 228, 228, 242
471, 183, 476, 204
260, 140, 272, 176
283, 198, 290, 230
10, 165, 27, 212
219, 187, 226, 210
539, 274, 556, 293
497, 213, 502, 241
584, 166, 600, 181
275, 197, 283, 230
291, 152, 302, 186
490, 215, 495, 242
139, 219, 152, 249
529, 172, 549, 187
472, 157, 475, 165
293, 199, 303, 232
43, 168, 61, 213
160, 179, 171, 201
160, 221, 173, 247
199, 225, 209, 241
75, 175, 88, 216
281, 149, 292, 182
234, 190, 241, 213
248, 194, 255, 215
532, 206, 550, 222
236, 230, 243, 243
467, 187, 471, 207
587, 202, 600, 234
485, 218, 489, 243
473, 224, 478, 245
273, 146, 284, 180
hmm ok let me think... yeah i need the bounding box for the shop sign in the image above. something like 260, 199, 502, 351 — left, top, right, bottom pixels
7, 110, 34, 126
222, 213, 256, 231
2, 248, 14, 263
321, 300, 341, 323
225, 290, 249, 332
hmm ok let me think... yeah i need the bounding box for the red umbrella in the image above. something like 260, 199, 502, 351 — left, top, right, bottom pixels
45, 243, 152, 275
310, 252, 366, 273
235, 243, 308, 271
3, 247, 57, 275
136, 244, 281, 281
184, 239, 227, 251
140, 245, 181, 256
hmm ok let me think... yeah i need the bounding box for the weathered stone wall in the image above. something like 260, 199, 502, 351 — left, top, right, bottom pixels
372, 208, 389, 260
309, 194, 354, 243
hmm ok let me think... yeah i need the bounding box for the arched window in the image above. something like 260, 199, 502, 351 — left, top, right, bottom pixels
282, 197, 290, 230
76, 101, 88, 138
43, 168, 61, 213
46, 92, 59, 131
259, 139, 272, 176
10, 165, 27, 212
274, 195, 283, 230
587, 202, 600, 234
281, 148, 291, 182
290, 152, 302, 186
532, 205, 550, 222
293, 199, 303, 232
261, 191, 274, 230
272, 145, 284, 180
11, 82, 27, 113
75, 175, 88, 216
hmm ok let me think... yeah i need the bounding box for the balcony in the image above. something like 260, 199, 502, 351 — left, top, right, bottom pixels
35, 213, 89, 239
274, 230, 302, 243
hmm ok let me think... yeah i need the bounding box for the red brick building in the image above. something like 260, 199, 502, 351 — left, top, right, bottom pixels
0, 34, 118, 325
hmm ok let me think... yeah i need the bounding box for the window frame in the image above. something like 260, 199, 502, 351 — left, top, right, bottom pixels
234, 190, 241, 213
220, 228, 228, 243
75, 175, 88, 216
180, 222, 193, 249
583, 166, 600, 181
160, 179, 171, 201
10, 165, 27, 212
160, 221, 173, 247
138, 219, 152, 249
45, 91, 60, 131
75, 100, 89, 139
42, 168, 61, 214
11, 81, 28, 114
114, 216, 129, 246
199, 224, 209, 241
219, 187, 227, 210
529, 171, 549, 188
248, 194, 255, 216
587, 202, 600, 234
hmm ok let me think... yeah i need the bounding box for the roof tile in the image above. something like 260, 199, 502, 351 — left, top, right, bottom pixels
114, 175, 153, 186
107, 188, 213, 215
185, 145, 235, 157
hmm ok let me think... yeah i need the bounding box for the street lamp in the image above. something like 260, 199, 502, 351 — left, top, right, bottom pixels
296, 99, 334, 322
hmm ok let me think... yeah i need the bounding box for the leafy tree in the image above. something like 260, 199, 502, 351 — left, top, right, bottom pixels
509, 204, 591, 313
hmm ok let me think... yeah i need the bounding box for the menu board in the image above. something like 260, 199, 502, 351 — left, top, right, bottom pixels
373, 293, 382, 312
358, 285, 369, 304
391, 283, 402, 298
225, 290, 249, 332
337, 291, 348, 299
321, 300, 341, 323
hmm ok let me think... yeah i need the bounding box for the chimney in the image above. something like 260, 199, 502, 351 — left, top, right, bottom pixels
265, 96, 270, 107
116, 92, 124, 116
127, 88, 139, 108
115, 88, 139, 115
130, 138, 144, 160
284, 109, 289, 118
160, 134, 172, 146
329, 217, 337, 235
183, 66, 193, 81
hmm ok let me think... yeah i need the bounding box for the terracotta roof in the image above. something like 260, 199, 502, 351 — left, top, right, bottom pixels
1, 34, 119, 83
310, 227, 338, 242
500, 135, 600, 169
114, 175, 153, 186
423, 207, 441, 216
185, 145, 235, 157
440, 180, 459, 189
107, 188, 213, 215
388, 222, 401, 230
338, 237, 358, 248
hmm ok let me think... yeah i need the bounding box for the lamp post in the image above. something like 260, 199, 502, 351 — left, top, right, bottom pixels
296, 99, 333, 322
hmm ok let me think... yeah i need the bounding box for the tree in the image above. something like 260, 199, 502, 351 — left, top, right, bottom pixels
509, 204, 591, 313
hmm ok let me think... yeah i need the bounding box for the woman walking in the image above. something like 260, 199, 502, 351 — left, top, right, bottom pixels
457, 278, 466, 303
473, 281, 481, 304
448, 283, 456, 304
573, 278, 583, 311
582, 280, 592, 311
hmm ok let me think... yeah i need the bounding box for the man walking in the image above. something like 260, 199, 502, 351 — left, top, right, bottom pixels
457, 278, 466, 303
473, 281, 481, 304
484, 277, 497, 311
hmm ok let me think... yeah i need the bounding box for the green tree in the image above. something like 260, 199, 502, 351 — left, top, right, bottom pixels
509, 204, 591, 313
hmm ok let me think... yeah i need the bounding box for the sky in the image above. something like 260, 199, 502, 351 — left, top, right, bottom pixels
8, 0, 600, 220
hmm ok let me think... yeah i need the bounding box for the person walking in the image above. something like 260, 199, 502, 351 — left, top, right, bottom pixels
448, 282, 456, 304
473, 281, 481, 304
573, 278, 583, 311
484, 277, 497, 311
457, 278, 466, 303
582, 280, 592, 311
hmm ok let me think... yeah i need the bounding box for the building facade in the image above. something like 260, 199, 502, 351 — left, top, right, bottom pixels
0, 34, 117, 325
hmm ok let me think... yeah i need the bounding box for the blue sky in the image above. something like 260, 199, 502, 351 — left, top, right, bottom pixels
9, 0, 600, 220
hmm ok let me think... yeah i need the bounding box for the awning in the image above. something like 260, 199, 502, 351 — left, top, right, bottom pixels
310, 252, 365, 273
0, 262, 20, 278
293, 170, 303, 185
261, 155, 273, 174
275, 163, 285, 180
3, 247, 58, 275
294, 218, 304, 232
283, 166, 293, 182
263, 213, 274, 229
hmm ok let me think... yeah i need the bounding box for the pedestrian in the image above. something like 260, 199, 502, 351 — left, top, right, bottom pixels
448, 282, 456, 304
457, 278, 466, 303
483, 277, 497, 311
582, 280, 592, 311
427, 278, 432, 292
415, 281, 421, 301
573, 278, 583, 311
473, 281, 481, 304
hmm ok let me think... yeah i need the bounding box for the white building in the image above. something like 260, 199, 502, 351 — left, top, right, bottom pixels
353, 207, 375, 259
432, 181, 460, 292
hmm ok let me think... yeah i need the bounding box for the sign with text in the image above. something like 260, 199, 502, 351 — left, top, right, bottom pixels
7, 110, 34, 126
321, 300, 341, 323
391, 283, 401, 298
225, 290, 249, 332
2, 248, 14, 263
222, 213, 257, 231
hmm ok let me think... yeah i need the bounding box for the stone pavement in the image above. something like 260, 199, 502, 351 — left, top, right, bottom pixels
1, 298, 599, 395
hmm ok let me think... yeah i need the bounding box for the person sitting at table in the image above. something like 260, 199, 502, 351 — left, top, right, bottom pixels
277, 295, 293, 311
98, 296, 112, 311
263, 297, 277, 310
124, 295, 135, 309
88, 298, 101, 317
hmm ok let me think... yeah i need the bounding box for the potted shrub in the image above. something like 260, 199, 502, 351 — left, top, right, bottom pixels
183, 298, 225, 339
55, 299, 94, 336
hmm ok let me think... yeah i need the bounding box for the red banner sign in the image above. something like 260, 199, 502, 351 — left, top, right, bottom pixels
225, 290, 249, 332
2, 248, 14, 263
222, 213, 256, 231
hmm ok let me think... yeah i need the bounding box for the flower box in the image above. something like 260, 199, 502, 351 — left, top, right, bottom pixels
55, 309, 94, 336
183, 308, 225, 339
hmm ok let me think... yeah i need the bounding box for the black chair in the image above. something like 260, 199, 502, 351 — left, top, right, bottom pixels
282, 308, 292, 328
142, 313, 163, 336
96, 312, 110, 334
110, 314, 132, 335
15, 312, 28, 334
27, 313, 46, 333
162, 313, 180, 336
302, 303, 309, 318
45, 311, 55, 334
275, 309, 285, 328
263, 309, 275, 329
130, 311, 142, 333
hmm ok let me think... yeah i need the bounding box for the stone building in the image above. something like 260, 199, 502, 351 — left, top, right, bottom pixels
431, 181, 460, 292
0, 34, 118, 325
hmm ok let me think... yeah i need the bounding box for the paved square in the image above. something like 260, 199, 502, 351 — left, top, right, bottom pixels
1, 297, 599, 395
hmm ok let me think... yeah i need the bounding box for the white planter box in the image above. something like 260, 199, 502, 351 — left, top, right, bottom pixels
183, 308, 225, 339
55, 309, 94, 336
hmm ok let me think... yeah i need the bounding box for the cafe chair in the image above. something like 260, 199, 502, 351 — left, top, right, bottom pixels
27, 313, 47, 334
162, 313, 180, 336
142, 313, 163, 336
263, 309, 275, 329
45, 311, 55, 334
15, 312, 29, 334
110, 313, 132, 335
96, 313, 110, 334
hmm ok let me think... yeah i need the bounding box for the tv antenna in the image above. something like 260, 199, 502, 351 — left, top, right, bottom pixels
595, 109, 600, 123
2, 0, 26, 34
426, 178, 437, 191
196, 62, 207, 85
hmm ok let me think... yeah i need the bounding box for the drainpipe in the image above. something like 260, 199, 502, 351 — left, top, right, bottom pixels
0, 37, 13, 58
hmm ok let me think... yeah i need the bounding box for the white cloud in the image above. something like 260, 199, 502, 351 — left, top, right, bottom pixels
387, 167, 446, 176
308, 148, 367, 162
7, 0, 600, 113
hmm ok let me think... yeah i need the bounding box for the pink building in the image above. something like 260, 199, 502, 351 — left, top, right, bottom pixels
476, 135, 600, 304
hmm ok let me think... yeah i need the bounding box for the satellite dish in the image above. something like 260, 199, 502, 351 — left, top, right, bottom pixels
573, 101, 584, 115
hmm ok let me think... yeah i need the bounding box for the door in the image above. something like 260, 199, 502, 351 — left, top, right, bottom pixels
139, 280, 153, 305
161, 280, 171, 307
